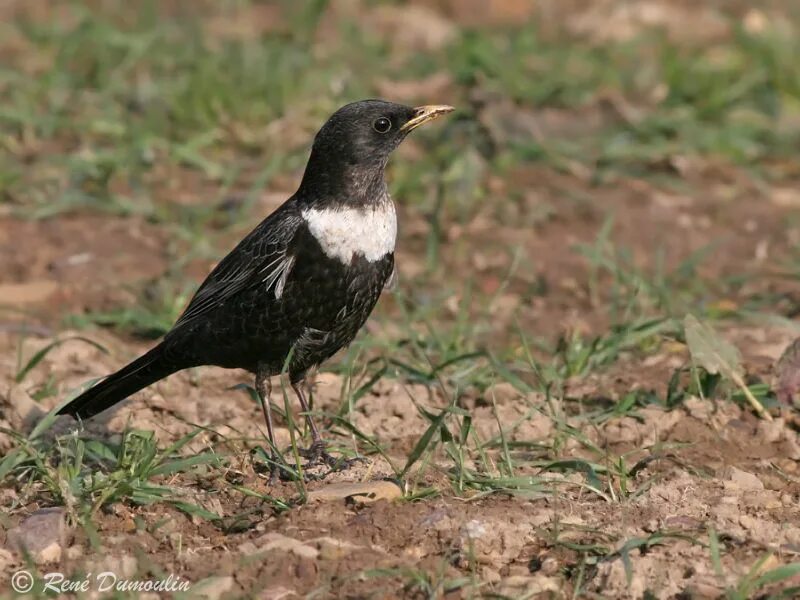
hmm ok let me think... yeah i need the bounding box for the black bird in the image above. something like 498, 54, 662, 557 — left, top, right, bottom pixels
57, 99, 454, 464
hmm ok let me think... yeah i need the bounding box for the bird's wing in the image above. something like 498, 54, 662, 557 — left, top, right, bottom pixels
171, 204, 302, 330
384, 266, 398, 291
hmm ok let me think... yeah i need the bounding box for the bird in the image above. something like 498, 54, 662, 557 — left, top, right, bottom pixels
57, 99, 454, 469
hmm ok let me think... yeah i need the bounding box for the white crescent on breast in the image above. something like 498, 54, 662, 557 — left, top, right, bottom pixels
301, 201, 397, 264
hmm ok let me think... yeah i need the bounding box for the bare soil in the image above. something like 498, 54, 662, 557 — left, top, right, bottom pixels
2, 162, 800, 597
2, 1, 800, 598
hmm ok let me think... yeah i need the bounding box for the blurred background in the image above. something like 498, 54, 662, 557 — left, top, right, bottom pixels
1, 0, 798, 357
2, 2, 800, 596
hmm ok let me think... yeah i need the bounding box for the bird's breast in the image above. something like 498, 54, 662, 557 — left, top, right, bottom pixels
300, 201, 397, 265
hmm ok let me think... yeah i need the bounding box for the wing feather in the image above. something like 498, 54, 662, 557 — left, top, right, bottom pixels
171, 203, 301, 330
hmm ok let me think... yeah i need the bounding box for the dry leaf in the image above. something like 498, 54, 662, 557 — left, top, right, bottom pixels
307, 480, 403, 504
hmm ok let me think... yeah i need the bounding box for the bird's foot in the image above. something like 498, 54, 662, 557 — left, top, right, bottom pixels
299, 440, 366, 475
299, 440, 337, 467
255, 442, 367, 483
326, 454, 367, 474
252, 447, 297, 483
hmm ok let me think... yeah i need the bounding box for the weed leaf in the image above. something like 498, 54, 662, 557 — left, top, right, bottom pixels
401, 408, 449, 478
684, 314, 771, 420
774, 337, 800, 406
752, 562, 800, 588
15, 336, 108, 383
684, 314, 742, 377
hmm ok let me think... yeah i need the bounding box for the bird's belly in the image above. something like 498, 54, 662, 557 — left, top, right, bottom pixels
176, 248, 393, 375
292, 254, 391, 329
258, 252, 394, 375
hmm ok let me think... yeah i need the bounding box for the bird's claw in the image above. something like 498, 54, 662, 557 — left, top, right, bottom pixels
299, 440, 337, 467
257, 442, 367, 484
299, 440, 367, 474
252, 447, 292, 483
327, 454, 368, 473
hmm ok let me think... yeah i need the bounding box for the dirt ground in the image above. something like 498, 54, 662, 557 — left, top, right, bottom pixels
2, 1, 800, 599
3, 152, 800, 597
4, 333, 800, 598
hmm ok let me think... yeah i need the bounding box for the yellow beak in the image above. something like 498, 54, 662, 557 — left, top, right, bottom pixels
399, 105, 455, 133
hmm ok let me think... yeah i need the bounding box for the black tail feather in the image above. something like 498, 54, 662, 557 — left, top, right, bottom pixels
57, 345, 178, 420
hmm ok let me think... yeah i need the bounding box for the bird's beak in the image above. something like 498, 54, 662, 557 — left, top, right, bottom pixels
400, 105, 455, 133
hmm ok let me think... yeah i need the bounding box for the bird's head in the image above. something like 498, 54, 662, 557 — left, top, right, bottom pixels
299, 99, 453, 202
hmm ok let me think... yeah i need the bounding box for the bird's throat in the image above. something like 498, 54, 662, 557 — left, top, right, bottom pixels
298, 148, 390, 206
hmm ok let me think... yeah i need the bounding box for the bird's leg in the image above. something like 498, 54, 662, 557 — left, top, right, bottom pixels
292, 380, 365, 474
256, 371, 276, 444
292, 380, 334, 466
292, 381, 323, 446
255, 369, 282, 480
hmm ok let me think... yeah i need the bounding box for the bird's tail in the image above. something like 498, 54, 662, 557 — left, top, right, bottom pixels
57, 344, 179, 420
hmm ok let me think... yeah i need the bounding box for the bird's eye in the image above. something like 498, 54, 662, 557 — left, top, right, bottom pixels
373, 117, 392, 134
